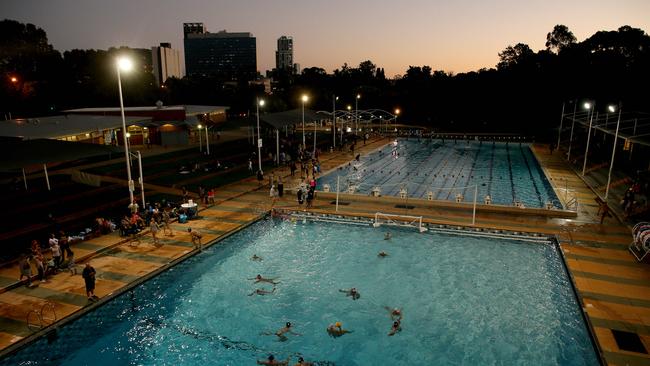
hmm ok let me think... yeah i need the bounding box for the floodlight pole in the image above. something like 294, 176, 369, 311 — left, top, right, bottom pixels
43, 164, 50, 191
336, 175, 340, 212
332, 95, 337, 148
556, 102, 565, 150
581, 104, 595, 176
117, 65, 135, 205
22, 168, 27, 191
605, 106, 622, 199
567, 100, 577, 162
205, 126, 210, 155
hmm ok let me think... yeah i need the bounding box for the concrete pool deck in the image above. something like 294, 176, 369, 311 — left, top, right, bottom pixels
0, 137, 648, 365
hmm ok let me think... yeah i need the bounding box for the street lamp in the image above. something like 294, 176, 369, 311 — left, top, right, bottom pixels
605, 104, 622, 199
256, 98, 265, 173
197, 124, 203, 152
394, 108, 400, 134
581, 102, 595, 176
332, 95, 338, 148
116, 56, 135, 206
355, 94, 361, 135
301, 94, 309, 149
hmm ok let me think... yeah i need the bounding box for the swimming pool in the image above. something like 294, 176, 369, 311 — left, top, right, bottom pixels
318, 139, 560, 208
2, 218, 598, 365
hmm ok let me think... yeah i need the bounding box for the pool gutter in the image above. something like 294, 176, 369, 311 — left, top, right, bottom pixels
553, 235, 606, 366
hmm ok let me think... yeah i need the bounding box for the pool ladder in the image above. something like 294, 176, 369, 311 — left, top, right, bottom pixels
26, 301, 57, 331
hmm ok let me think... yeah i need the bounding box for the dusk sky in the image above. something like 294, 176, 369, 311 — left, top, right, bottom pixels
2, 0, 649, 76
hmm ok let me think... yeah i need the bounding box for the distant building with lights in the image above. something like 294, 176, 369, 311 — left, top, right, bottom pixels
183, 23, 257, 80
151, 42, 183, 86
275, 36, 293, 72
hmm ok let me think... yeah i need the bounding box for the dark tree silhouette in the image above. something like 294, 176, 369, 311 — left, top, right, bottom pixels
546, 24, 577, 53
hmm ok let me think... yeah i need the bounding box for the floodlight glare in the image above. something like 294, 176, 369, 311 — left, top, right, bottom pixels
583, 102, 591, 110
301, 95, 309, 102
259, 99, 265, 106
117, 57, 133, 71
608, 105, 616, 113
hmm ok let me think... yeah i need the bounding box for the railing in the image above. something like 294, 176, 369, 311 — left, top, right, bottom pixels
556, 187, 579, 211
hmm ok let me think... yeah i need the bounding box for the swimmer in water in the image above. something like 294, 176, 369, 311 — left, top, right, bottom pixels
251, 254, 263, 261
248, 287, 276, 296
384, 306, 402, 321
339, 287, 361, 300
249, 274, 280, 285
384, 232, 391, 240
275, 322, 301, 341
388, 320, 402, 336
294, 357, 313, 366
378, 251, 388, 257
257, 354, 289, 365
327, 322, 352, 337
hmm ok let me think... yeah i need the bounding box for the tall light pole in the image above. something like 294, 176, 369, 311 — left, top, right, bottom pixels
556, 102, 565, 150
116, 57, 135, 205
256, 98, 265, 173
581, 102, 595, 176
605, 104, 621, 199
395, 108, 401, 134
197, 124, 203, 152
301, 94, 308, 149
346, 105, 351, 143
332, 95, 338, 148
567, 100, 578, 161
355, 94, 361, 135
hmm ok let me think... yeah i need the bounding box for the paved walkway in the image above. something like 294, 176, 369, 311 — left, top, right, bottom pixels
0, 137, 648, 366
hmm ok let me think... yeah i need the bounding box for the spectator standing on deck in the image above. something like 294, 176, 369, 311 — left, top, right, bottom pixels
82, 262, 97, 300
188, 228, 203, 250
19, 254, 32, 287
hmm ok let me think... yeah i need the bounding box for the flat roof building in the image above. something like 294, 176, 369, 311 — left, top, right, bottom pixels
183, 23, 257, 80
152, 42, 183, 86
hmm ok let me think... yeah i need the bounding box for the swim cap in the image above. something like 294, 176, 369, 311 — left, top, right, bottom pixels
335, 322, 342, 327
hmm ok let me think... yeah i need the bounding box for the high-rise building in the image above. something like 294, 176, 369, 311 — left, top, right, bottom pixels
183, 23, 257, 80
151, 42, 183, 86
275, 36, 293, 72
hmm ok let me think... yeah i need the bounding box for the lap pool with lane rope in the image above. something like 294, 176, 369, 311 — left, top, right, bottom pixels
317, 139, 560, 208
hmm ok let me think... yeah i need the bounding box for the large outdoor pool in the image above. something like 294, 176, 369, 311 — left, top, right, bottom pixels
2, 218, 598, 365
318, 139, 560, 208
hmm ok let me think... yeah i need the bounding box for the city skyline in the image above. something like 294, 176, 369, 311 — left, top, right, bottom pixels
2, 0, 650, 77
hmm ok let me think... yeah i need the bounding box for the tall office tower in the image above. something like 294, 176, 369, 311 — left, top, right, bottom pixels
183, 23, 257, 80
151, 42, 183, 86
275, 36, 294, 72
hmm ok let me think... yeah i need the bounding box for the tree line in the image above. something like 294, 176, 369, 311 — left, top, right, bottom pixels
1, 19, 649, 140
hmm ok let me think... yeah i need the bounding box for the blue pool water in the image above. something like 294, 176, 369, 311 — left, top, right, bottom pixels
2, 219, 598, 365
317, 140, 560, 208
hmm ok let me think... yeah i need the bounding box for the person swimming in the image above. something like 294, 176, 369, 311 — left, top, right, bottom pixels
251, 254, 263, 261
257, 354, 289, 365
384, 232, 391, 240
274, 322, 302, 342
294, 357, 313, 366
248, 287, 276, 296
378, 251, 388, 257
249, 274, 280, 285
339, 287, 360, 300
327, 322, 352, 337
384, 306, 402, 321
388, 320, 402, 336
